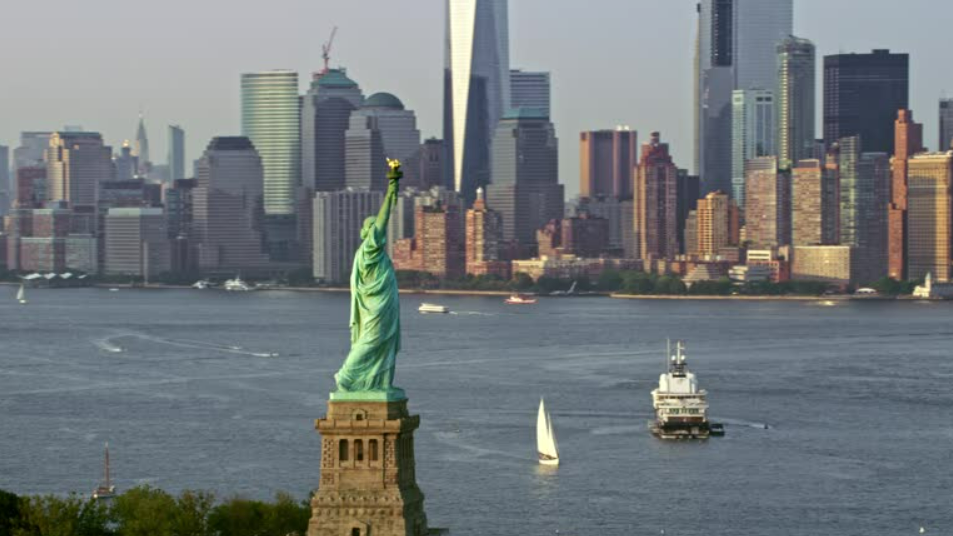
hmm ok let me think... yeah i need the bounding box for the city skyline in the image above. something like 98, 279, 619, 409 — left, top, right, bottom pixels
2, 0, 953, 200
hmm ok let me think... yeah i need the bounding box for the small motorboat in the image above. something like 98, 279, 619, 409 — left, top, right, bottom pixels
505, 294, 537, 305
418, 303, 450, 314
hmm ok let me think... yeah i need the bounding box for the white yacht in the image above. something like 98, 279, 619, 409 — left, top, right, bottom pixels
418, 303, 449, 314
192, 279, 212, 290
223, 277, 253, 292
650, 341, 723, 439
536, 398, 560, 465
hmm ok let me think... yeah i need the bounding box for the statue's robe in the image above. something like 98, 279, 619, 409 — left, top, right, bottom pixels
334, 223, 401, 392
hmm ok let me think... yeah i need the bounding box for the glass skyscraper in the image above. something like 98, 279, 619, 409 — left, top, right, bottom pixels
695, 0, 792, 196
777, 36, 816, 168
823, 50, 909, 154
241, 70, 301, 216
731, 88, 776, 207
940, 98, 953, 152
445, 0, 510, 203
510, 69, 550, 117
168, 125, 185, 182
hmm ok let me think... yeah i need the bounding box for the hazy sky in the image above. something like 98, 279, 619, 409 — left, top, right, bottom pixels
2, 0, 952, 198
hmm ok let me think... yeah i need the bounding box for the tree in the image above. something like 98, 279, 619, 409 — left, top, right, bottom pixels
0, 489, 19, 536
261, 493, 310, 536
597, 270, 623, 292
208, 498, 267, 536
511, 272, 534, 291
13, 494, 111, 536
111, 486, 177, 536
173, 490, 215, 536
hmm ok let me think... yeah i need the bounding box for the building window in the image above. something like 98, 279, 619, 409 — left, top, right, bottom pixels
369, 439, 379, 461
339, 439, 349, 462
351, 529, 361, 536
355, 439, 364, 462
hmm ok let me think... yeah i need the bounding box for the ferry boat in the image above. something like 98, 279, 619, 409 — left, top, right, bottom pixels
418, 303, 449, 314
505, 294, 537, 305
536, 398, 559, 465
649, 341, 723, 440
92, 443, 116, 500
223, 277, 253, 292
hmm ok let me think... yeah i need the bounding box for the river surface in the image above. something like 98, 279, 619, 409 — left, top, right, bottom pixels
0, 288, 951, 535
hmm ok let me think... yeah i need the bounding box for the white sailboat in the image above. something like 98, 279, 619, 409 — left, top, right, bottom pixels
536, 398, 560, 465
16, 283, 27, 305
92, 442, 116, 500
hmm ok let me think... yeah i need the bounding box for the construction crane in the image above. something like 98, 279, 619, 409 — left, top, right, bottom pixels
321, 26, 338, 75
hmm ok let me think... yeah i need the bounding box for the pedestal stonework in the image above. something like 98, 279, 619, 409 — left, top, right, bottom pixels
308, 399, 430, 536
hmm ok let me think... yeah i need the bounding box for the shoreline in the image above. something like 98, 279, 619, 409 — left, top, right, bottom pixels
2, 281, 928, 301
609, 293, 900, 301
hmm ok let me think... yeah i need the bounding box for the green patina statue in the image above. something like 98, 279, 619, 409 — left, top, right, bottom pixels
332, 159, 406, 401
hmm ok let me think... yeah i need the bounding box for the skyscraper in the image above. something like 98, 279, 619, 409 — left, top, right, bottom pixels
744, 156, 791, 248
344, 114, 388, 192
301, 69, 364, 192
695, 191, 732, 257
731, 88, 776, 206
45, 131, 114, 208
392, 202, 466, 279
358, 93, 421, 163
113, 142, 139, 182
192, 137, 270, 273
168, 125, 186, 182
465, 187, 507, 276
134, 114, 151, 176
791, 159, 838, 246
634, 132, 679, 260
445, 0, 511, 203
13, 132, 51, 171
823, 50, 909, 154
777, 36, 816, 168
485, 108, 563, 251
676, 171, 701, 254
346, 93, 421, 189
696, 0, 792, 195
510, 69, 550, 116
940, 98, 953, 151
0, 145, 9, 194
907, 151, 953, 281
838, 136, 890, 283
579, 128, 638, 199
241, 70, 301, 216
887, 110, 924, 280
104, 207, 171, 278
312, 189, 384, 283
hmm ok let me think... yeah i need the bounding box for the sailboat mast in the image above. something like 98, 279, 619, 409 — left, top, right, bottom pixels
104, 443, 110, 487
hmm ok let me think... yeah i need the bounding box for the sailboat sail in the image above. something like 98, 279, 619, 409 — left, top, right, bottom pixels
16, 284, 25, 303
536, 399, 559, 462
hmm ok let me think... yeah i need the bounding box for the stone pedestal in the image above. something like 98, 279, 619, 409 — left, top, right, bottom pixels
308, 398, 430, 536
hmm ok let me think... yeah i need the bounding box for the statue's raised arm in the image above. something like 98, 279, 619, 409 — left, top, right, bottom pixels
332, 159, 406, 402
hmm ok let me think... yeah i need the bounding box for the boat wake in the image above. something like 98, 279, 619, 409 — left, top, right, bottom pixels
91, 332, 277, 358
92, 338, 124, 354
717, 417, 771, 430
448, 311, 496, 316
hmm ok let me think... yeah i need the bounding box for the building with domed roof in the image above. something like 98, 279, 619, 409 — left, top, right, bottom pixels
345, 92, 421, 191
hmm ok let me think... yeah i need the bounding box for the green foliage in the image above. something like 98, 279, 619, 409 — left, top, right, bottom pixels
596, 270, 624, 291
173, 491, 215, 536
869, 276, 919, 296
13, 494, 111, 536
0, 489, 20, 536
687, 277, 733, 296
511, 272, 534, 291
112, 486, 177, 536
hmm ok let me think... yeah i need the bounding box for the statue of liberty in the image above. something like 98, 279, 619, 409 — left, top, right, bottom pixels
332, 159, 406, 401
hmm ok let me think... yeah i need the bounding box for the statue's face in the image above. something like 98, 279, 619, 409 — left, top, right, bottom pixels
360, 216, 376, 240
